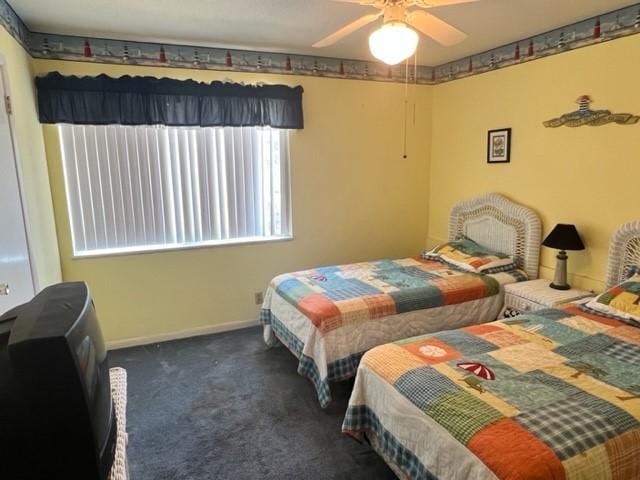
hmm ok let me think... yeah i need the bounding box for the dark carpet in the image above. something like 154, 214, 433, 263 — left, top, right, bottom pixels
108, 326, 396, 480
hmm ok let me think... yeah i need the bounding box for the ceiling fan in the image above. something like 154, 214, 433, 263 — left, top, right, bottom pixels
313, 0, 478, 65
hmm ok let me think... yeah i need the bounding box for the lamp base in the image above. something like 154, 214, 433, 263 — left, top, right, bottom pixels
549, 250, 570, 290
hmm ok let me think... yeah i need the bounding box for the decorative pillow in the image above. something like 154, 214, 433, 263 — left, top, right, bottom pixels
585, 274, 640, 321
623, 265, 640, 279
422, 237, 516, 274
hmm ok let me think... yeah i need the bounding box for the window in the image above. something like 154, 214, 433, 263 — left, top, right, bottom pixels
59, 124, 291, 257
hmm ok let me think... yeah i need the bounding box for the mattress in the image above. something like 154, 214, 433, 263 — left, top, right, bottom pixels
342, 304, 640, 479
261, 257, 526, 406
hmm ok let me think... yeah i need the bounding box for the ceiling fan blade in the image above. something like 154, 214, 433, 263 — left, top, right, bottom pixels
406, 10, 467, 46
313, 12, 382, 48
411, 0, 479, 6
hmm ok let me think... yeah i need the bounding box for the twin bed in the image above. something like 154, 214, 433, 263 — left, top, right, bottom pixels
260, 193, 541, 406
342, 220, 640, 479
260, 192, 639, 479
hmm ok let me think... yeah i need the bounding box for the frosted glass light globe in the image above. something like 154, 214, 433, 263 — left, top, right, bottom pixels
369, 22, 419, 65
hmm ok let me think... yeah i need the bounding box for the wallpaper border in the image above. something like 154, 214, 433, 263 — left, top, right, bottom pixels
1, 1, 639, 85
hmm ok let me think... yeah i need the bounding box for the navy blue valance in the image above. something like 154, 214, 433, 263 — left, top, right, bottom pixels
35, 72, 304, 129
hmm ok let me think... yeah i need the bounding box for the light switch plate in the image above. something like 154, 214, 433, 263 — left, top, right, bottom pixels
254, 292, 264, 305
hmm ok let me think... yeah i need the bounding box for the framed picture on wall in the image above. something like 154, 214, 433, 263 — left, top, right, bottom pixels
487, 128, 511, 163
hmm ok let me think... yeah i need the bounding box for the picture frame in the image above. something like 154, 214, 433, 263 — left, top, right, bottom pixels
487, 128, 511, 164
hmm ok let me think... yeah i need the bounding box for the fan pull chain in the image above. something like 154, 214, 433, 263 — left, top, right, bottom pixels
402, 51, 418, 159
413, 50, 418, 127
403, 57, 409, 159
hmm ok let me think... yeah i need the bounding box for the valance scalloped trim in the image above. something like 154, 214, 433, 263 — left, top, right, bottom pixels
35, 72, 304, 129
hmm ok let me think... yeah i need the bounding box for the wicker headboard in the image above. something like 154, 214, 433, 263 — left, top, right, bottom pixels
605, 220, 640, 289
448, 193, 542, 279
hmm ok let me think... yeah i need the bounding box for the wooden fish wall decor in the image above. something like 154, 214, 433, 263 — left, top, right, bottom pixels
544, 95, 640, 127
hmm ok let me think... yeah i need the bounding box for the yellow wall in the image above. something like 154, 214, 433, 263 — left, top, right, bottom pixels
0, 28, 61, 289
32, 59, 432, 344
429, 34, 640, 292
31, 33, 640, 344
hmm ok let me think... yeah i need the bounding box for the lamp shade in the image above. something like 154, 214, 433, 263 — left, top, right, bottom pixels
542, 224, 585, 251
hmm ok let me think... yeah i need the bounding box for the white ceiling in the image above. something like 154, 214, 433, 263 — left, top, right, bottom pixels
9, 0, 638, 65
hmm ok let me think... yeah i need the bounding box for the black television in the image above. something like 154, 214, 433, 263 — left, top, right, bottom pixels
0, 282, 116, 480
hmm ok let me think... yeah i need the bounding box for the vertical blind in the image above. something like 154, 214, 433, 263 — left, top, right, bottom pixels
58, 124, 291, 256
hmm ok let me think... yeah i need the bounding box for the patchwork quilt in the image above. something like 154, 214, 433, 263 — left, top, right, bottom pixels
343, 305, 640, 480
261, 257, 526, 407
267, 257, 525, 334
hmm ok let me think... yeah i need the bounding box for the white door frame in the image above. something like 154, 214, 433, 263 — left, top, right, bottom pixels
0, 54, 38, 294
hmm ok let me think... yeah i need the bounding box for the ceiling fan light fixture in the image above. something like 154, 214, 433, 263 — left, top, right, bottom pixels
368, 22, 418, 65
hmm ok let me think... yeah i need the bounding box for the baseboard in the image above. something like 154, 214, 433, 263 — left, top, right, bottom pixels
106, 318, 260, 350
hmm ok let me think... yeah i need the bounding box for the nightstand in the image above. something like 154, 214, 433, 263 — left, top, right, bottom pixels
501, 279, 593, 318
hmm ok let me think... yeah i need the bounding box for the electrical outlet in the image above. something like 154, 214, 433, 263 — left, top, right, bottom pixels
254, 292, 264, 305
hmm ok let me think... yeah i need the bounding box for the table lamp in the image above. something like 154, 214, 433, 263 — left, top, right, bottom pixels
542, 224, 585, 290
